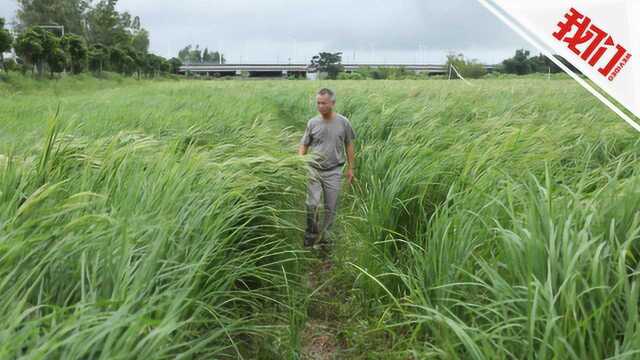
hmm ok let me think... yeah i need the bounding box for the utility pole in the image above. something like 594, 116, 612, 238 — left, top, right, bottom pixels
369, 44, 374, 64
423, 43, 427, 64
292, 38, 297, 63
241, 41, 247, 64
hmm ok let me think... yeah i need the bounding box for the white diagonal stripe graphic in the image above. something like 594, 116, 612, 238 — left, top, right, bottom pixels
477, 0, 640, 132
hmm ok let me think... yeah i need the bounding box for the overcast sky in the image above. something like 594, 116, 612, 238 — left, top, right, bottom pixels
0, 0, 532, 64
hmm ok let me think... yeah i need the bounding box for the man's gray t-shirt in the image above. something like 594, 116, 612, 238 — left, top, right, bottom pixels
300, 113, 356, 170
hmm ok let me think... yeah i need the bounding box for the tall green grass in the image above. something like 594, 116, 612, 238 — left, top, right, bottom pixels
334, 79, 640, 359
0, 79, 316, 358
2, 75, 640, 358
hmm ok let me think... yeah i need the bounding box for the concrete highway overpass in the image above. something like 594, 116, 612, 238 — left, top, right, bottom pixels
178, 63, 497, 79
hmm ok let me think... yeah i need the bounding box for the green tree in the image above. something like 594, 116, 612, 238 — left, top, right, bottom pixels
48, 46, 68, 77
526, 53, 581, 75
0, 18, 14, 73
122, 52, 135, 75
144, 53, 165, 77
108, 45, 138, 76
132, 48, 145, 79
202, 48, 209, 62
61, 33, 87, 73
131, 28, 149, 53
13, 0, 165, 77
16, 0, 89, 35
528, 53, 551, 73
211, 51, 224, 64
168, 57, 182, 74
85, 0, 138, 47
160, 58, 170, 74
178, 44, 224, 64
445, 52, 487, 79
200, 48, 224, 63
33, 28, 70, 77
108, 45, 126, 72
85, 0, 121, 46
352, 65, 387, 79
177, 44, 191, 62
88, 43, 108, 73
501, 49, 533, 75
14, 28, 44, 75
3, 58, 18, 72
310, 51, 343, 79
189, 45, 202, 63
118, 44, 143, 78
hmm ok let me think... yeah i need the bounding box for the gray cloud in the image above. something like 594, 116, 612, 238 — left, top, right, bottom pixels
0, 0, 532, 63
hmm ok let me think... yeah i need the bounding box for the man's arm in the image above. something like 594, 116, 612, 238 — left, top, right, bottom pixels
345, 142, 355, 184
298, 144, 309, 156
299, 121, 312, 155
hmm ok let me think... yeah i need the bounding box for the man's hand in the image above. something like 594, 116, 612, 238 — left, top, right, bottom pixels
345, 167, 355, 185
345, 142, 355, 185
298, 144, 308, 156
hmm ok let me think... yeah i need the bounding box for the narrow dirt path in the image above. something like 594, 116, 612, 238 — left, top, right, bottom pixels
300, 255, 342, 360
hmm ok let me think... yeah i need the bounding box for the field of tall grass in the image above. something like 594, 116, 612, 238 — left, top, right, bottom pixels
1, 75, 639, 359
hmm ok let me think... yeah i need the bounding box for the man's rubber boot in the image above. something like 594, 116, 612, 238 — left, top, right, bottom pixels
304, 233, 318, 248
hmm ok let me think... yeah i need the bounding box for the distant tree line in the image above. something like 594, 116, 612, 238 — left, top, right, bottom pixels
309, 49, 582, 80
499, 49, 581, 75
444, 52, 487, 79
313, 51, 487, 80
337, 65, 431, 80
178, 44, 225, 64
0, 0, 183, 78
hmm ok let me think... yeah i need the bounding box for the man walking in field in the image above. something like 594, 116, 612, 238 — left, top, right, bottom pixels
299, 88, 356, 252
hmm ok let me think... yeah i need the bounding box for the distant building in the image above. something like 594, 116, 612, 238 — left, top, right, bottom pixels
2, 52, 18, 61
